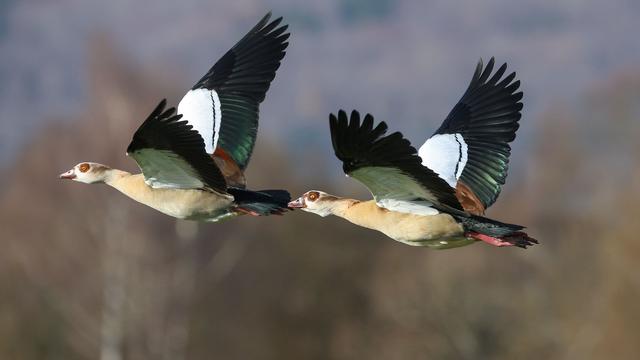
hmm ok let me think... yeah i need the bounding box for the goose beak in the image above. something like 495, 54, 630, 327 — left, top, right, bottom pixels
288, 196, 306, 209
59, 169, 76, 180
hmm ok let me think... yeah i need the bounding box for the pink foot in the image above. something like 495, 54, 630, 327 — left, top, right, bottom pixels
465, 232, 514, 247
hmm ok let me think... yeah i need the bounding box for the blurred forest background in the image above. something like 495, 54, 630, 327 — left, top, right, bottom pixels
1, 0, 640, 359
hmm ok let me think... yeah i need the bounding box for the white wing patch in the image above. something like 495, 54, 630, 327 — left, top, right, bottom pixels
177, 89, 222, 154
130, 149, 205, 189
376, 199, 439, 216
418, 133, 468, 187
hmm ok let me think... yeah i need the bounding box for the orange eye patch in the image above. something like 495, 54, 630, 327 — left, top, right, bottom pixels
79, 163, 90, 173
308, 191, 319, 201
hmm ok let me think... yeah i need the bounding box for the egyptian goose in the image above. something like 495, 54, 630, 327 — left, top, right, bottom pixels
60, 13, 291, 222
289, 58, 537, 248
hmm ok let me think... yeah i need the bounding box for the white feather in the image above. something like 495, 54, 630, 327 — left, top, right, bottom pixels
376, 199, 439, 216
177, 89, 222, 154
418, 133, 468, 187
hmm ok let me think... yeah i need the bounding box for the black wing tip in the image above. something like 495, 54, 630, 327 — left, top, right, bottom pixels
253, 12, 284, 34
149, 99, 183, 123
330, 109, 405, 173
256, 13, 290, 59
129, 99, 177, 153
147, 98, 182, 120
148, 98, 169, 118
192, 11, 290, 91
473, 57, 520, 91
332, 109, 387, 130
253, 11, 289, 38
261, 11, 273, 22
330, 110, 388, 150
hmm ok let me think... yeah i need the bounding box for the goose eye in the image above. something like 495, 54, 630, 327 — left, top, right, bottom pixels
308, 192, 319, 201
79, 163, 90, 173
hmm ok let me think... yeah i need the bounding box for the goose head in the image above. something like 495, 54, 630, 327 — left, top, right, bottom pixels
59, 162, 112, 184
288, 190, 340, 217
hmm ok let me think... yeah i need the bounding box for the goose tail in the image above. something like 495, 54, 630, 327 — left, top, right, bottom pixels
228, 188, 291, 216
455, 214, 538, 248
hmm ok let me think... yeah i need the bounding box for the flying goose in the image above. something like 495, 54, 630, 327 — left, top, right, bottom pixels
60, 13, 291, 222
289, 58, 537, 248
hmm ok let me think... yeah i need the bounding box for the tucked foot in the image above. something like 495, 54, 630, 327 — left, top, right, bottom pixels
465, 231, 538, 249
235, 207, 261, 216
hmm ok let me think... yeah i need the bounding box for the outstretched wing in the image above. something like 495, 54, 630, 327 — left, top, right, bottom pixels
127, 99, 227, 193
330, 110, 464, 215
177, 12, 289, 186
418, 57, 523, 214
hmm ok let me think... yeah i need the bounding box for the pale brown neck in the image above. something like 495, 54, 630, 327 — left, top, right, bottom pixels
325, 197, 360, 218
104, 169, 132, 185
105, 173, 152, 205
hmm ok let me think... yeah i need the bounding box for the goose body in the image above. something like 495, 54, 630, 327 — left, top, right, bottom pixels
290, 58, 537, 248
310, 197, 471, 248
61, 13, 291, 222
106, 173, 234, 221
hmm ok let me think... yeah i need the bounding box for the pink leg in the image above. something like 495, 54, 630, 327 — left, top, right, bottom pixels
236, 207, 261, 216
465, 232, 514, 247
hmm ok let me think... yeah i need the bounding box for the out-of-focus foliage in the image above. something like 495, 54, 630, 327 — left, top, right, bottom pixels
1, 34, 639, 359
